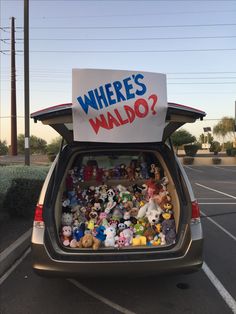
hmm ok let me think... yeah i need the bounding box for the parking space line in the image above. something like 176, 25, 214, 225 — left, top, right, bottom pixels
213, 166, 236, 172
201, 210, 236, 241
202, 262, 236, 314
184, 165, 203, 172
68, 278, 136, 314
198, 198, 233, 200
0, 248, 31, 285
196, 183, 236, 199
199, 203, 236, 205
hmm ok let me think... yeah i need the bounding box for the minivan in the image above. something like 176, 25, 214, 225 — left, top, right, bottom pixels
31, 101, 205, 277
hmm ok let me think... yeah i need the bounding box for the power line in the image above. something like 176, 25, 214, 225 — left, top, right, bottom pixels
2, 48, 236, 53
2, 35, 236, 41
10, 23, 236, 30
2, 10, 236, 20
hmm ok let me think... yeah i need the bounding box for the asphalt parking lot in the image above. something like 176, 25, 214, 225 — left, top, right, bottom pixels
0, 165, 236, 314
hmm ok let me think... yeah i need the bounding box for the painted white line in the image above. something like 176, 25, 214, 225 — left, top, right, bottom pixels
201, 210, 236, 241
0, 228, 31, 262
213, 166, 236, 172
199, 203, 236, 205
196, 183, 236, 200
198, 198, 233, 200
0, 247, 31, 285
68, 278, 136, 314
184, 165, 203, 172
202, 262, 236, 314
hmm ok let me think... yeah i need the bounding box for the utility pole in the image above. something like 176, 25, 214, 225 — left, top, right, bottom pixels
24, 0, 30, 165
11, 17, 17, 155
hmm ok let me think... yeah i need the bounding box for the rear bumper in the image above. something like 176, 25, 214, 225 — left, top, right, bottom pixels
31, 237, 203, 277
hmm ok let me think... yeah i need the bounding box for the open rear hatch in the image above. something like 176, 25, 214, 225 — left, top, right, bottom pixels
31, 102, 206, 143
31, 103, 205, 257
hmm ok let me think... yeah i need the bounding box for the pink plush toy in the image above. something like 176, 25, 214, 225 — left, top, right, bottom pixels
61, 225, 72, 246
120, 228, 133, 246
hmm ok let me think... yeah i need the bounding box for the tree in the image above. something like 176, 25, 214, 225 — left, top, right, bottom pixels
199, 133, 213, 145
213, 117, 235, 146
0, 140, 8, 155
171, 129, 196, 155
47, 137, 62, 155
17, 134, 47, 154
209, 141, 222, 155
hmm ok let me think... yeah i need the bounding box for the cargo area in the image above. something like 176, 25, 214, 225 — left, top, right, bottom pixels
55, 149, 180, 250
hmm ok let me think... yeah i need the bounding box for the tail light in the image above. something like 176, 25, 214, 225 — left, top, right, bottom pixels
34, 204, 45, 228
191, 200, 201, 223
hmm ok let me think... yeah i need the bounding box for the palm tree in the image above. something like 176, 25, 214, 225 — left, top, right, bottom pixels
213, 117, 235, 148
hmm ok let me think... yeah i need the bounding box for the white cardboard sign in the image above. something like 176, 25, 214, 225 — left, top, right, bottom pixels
72, 69, 167, 143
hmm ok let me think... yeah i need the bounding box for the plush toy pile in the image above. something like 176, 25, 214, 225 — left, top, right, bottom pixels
60, 163, 176, 250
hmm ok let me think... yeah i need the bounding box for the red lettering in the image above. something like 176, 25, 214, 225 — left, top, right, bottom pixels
114, 108, 129, 125
134, 98, 149, 118
124, 105, 135, 123
107, 111, 120, 129
89, 114, 111, 134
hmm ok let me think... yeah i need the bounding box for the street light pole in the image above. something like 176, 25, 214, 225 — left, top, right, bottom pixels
24, 0, 30, 165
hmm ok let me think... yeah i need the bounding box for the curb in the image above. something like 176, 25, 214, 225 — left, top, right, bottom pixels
0, 228, 32, 278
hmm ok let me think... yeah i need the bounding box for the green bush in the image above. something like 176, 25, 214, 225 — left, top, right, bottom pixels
0, 166, 49, 220
184, 144, 200, 157
3, 178, 44, 218
0, 140, 8, 155
209, 141, 222, 155
183, 156, 194, 165
226, 148, 232, 156
231, 148, 236, 157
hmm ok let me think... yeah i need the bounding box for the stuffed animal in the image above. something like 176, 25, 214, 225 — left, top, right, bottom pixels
97, 212, 108, 226
61, 225, 72, 246
132, 236, 146, 246
77, 233, 101, 250
95, 225, 106, 242
120, 228, 133, 246
161, 219, 176, 245
104, 226, 117, 247
86, 211, 98, 230
120, 211, 132, 228
137, 199, 163, 225
115, 235, 126, 248
61, 212, 73, 226
70, 223, 85, 248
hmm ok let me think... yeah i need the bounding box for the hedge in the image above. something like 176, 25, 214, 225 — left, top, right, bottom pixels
184, 144, 200, 157
0, 166, 49, 220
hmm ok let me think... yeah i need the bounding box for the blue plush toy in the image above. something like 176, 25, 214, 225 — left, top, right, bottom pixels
73, 223, 85, 241
95, 225, 106, 242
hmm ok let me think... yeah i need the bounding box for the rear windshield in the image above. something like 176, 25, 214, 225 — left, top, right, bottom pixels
71, 151, 164, 183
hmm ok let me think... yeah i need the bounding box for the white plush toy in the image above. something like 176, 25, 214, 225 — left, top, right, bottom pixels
137, 199, 163, 225
61, 212, 73, 226
104, 226, 117, 247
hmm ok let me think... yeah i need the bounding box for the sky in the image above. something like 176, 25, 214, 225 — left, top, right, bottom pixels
0, 0, 236, 145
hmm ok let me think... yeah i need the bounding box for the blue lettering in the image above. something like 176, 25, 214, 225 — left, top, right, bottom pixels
134, 73, 147, 96
113, 81, 126, 103
123, 77, 135, 100
94, 86, 109, 109
77, 90, 98, 114
105, 83, 116, 105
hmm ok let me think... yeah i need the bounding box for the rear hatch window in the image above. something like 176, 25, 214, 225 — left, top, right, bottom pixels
57, 149, 180, 250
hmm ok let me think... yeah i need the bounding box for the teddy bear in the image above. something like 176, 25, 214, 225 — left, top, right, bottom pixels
77, 233, 101, 250
104, 226, 117, 247
161, 219, 176, 245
